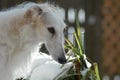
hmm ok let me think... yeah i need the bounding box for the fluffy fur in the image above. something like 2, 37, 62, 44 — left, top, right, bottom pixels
0, 2, 66, 80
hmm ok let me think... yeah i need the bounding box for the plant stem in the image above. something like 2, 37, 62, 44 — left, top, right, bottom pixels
75, 60, 81, 80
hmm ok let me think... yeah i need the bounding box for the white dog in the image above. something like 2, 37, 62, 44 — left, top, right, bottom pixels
0, 2, 66, 80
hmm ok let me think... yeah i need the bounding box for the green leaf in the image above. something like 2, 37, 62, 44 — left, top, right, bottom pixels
75, 10, 82, 44
74, 32, 83, 56
94, 63, 101, 80
65, 38, 79, 54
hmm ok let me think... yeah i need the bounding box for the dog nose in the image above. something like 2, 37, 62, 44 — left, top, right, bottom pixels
58, 57, 67, 64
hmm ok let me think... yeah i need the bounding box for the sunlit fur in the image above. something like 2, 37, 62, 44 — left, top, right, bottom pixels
0, 2, 66, 80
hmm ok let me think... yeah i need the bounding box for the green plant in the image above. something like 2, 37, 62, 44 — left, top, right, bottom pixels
55, 10, 101, 80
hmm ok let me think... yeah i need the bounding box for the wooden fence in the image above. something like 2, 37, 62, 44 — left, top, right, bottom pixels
102, 0, 120, 77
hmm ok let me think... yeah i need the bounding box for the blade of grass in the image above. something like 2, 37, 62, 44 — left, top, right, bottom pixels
94, 63, 101, 80
75, 10, 82, 44
64, 44, 80, 63
65, 38, 79, 55
64, 44, 79, 54
74, 32, 83, 56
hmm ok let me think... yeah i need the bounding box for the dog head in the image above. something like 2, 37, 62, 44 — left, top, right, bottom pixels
24, 3, 67, 64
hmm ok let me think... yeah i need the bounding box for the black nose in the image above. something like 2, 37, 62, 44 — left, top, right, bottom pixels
58, 57, 67, 64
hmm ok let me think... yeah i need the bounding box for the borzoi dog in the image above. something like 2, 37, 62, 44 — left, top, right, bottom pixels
0, 2, 66, 80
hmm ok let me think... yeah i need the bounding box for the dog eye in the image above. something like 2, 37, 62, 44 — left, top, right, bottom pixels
47, 27, 55, 34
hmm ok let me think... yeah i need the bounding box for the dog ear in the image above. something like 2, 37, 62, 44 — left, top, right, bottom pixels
25, 6, 43, 19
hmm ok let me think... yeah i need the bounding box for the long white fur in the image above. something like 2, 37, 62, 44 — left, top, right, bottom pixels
30, 53, 72, 80
0, 2, 66, 80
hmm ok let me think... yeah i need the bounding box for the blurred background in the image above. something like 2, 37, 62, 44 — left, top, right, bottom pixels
0, 0, 120, 80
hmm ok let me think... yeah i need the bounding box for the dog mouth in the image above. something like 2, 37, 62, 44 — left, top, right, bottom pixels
51, 53, 67, 64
